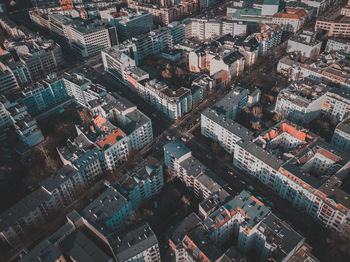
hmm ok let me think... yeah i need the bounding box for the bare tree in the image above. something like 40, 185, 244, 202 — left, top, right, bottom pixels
252, 105, 263, 119
78, 108, 92, 127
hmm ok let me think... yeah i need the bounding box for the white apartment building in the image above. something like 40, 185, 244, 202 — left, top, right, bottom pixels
105, 9, 153, 41
63, 73, 106, 107
57, 132, 104, 185
138, 79, 192, 120
233, 120, 350, 232
238, 212, 305, 262
203, 190, 271, 247
92, 115, 129, 171
274, 80, 328, 123
323, 88, 350, 122
189, 39, 246, 79
101, 47, 136, 81
277, 52, 350, 89
88, 93, 153, 151
201, 87, 254, 154
39, 165, 84, 208
114, 222, 161, 262
255, 23, 283, 56
164, 140, 192, 172
70, 21, 116, 58
164, 140, 226, 200
118, 157, 164, 209
287, 30, 322, 59
326, 38, 350, 54
272, 8, 309, 33
331, 117, 350, 152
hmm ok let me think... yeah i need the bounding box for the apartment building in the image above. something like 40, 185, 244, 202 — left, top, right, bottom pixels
277, 52, 350, 89
187, 19, 247, 41
274, 79, 328, 123
114, 222, 161, 262
233, 120, 350, 232
0, 188, 53, 246
28, 10, 51, 30
129, 1, 198, 25
101, 21, 185, 68
164, 140, 192, 172
168, 212, 202, 261
93, 115, 129, 171
57, 131, 104, 185
201, 87, 254, 154
164, 141, 227, 200
323, 87, 350, 122
105, 8, 153, 41
39, 165, 84, 208
0, 166, 83, 246
63, 73, 104, 107
203, 190, 271, 247
0, 97, 44, 147
287, 30, 322, 59
326, 38, 350, 53
272, 8, 309, 33
69, 20, 117, 57
0, 15, 32, 38
331, 117, 350, 152
0, 69, 19, 95
239, 212, 305, 261
20, 74, 70, 115
137, 79, 192, 120
48, 13, 73, 41
0, 52, 32, 86
255, 23, 283, 56
0, 36, 64, 83
169, 189, 316, 262
81, 183, 132, 233
315, 0, 350, 37
275, 77, 350, 124
19, 210, 115, 261
88, 93, 153, 151
101, 47, 136, 81
118, 157, 164, 209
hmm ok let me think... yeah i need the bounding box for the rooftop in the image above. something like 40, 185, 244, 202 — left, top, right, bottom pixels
0, 187, 51, 231
60, 230, 112, 262
81, 185, 129, 232
39, 165, 78, 192
113, 222, 158, 262
164, 140, 191, 159
168, 213, 202, 246
258, 213, 304, 260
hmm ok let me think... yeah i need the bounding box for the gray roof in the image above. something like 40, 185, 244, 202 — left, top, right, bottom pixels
168, 212, 202, 245
209, 190, 271, 230
336, 117, 350, 135
203, 108, 254, 140
19, 240, 63, 262
243, 141, 284, 170
179, 156, 208, 179
164, 140, 191, 159
81, 186, 129, 230
0, 187, 51, 231
259, 213, 304, 261
60, 230, 112, 262
113, 222, 158, 262
39, 165, 78, 192
196, 173, 226, 193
